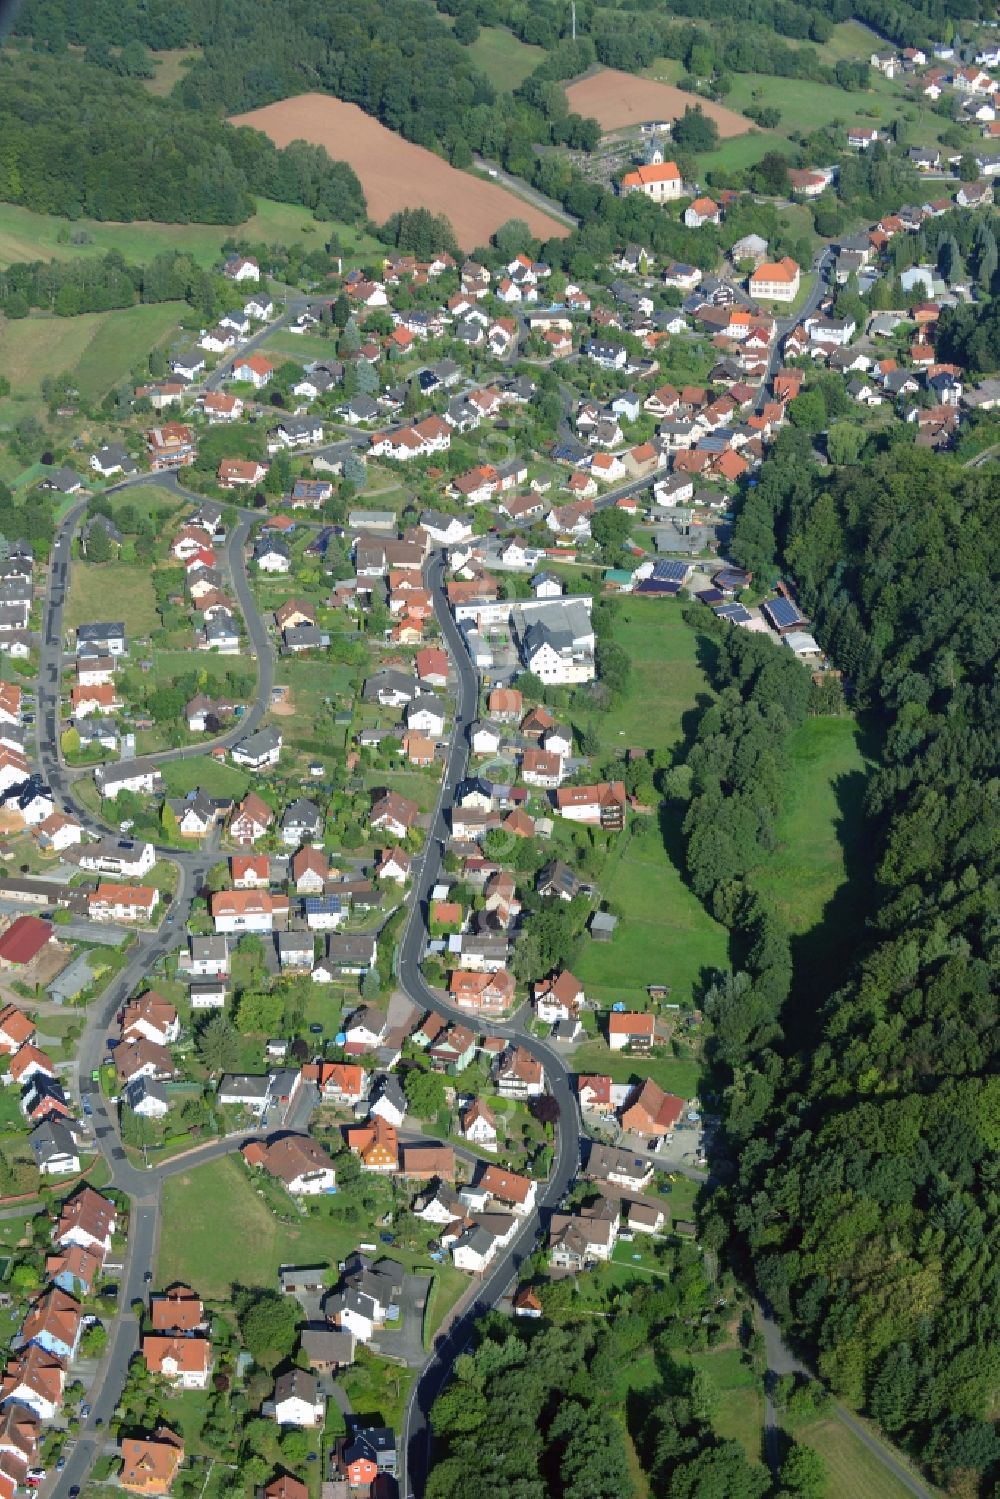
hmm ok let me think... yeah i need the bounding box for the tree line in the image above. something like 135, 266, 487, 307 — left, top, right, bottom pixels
713, 440, 1000, 1492
0, 49, 365, 225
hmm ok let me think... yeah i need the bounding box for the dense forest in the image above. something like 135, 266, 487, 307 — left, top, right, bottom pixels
427, 1253, 783, 1498
698, 441, 1000, 1492
0, 50, 365, 224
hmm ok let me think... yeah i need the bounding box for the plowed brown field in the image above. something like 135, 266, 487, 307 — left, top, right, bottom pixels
566, 68, 751, 137
230, 93, 569, 250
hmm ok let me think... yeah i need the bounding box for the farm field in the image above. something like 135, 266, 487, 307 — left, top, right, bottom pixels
0, 302, 184, 424
0, 199, 381, 271
565, 67, 752, 136
65, 559, 160, 639
229, 94, 570, 249
466, 27, 545, 91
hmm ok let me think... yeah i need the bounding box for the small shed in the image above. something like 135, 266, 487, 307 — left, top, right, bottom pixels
588, 911, 619, 943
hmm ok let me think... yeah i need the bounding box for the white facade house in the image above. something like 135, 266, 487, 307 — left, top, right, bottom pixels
271, 1370, 325, 1428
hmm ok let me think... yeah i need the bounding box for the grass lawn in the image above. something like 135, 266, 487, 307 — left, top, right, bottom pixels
0, 1092, 26, 1131
144, 650, 242, 685
260, 329, 345, 363
575, 603, 730, 1006
159, 757, 252, 799
815, 19, 882, 63
640, 57, 686, 85
0, 1209, 38, 1249
0, 199, 382, 272
340, 1348, 414, 1431
158, 1154, 449, 1317
575, 823, 729, 1009
686, 1347, 764, 1466
65, 560, 160, 638
363, 768, 441, 815
73, 302, 184, 402
750, 715, 874, 999
789, 1415, 927, 1499
591, 601, 716, 760
724, 72, 900, 138
0, 303, 182, 414
662, 1172, 701, 1219
99, 484, 182, 521
465, 27, 545, 91
569, 1039, 703, 1100
697, 131, 794, 175
158, 1155, 358, 1299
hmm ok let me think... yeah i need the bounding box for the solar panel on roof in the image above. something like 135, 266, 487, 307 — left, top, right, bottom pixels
636, 579, 681, 595
652, 559, 689, 583
764, 596, 804, 629
696, 588, 725, 605
714, 568, 750, 589
714, 603, 753, 623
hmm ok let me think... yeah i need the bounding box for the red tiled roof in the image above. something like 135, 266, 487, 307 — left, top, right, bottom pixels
0, 917, 51, 966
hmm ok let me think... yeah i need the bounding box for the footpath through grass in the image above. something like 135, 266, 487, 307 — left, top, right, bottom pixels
788, 1414, 927, 1499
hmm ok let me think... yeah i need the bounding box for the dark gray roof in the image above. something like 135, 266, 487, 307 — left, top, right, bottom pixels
282, 797, 322, 829
233, 727, 281, 759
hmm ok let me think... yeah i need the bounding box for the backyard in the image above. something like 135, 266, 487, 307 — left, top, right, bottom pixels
157, 1154, 468, 1346
569, 1038, 703, 1102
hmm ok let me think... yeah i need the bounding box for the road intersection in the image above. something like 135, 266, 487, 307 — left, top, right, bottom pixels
32, 424, 921, 1499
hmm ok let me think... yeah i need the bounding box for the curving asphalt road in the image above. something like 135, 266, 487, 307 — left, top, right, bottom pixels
396, 551, 581, 1499
35, 366, 923, 1499
34, 493, 278, 1499
41, 502, 272, 779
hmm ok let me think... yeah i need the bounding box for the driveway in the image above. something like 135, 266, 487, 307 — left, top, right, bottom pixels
371, 1272, 431, 1367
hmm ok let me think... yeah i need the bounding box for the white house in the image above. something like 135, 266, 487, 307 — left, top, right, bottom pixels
406, 696, 446, 737
271, 1369, 325, 1428
460, 1098, 498, 1151
470, 722, 502, 756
